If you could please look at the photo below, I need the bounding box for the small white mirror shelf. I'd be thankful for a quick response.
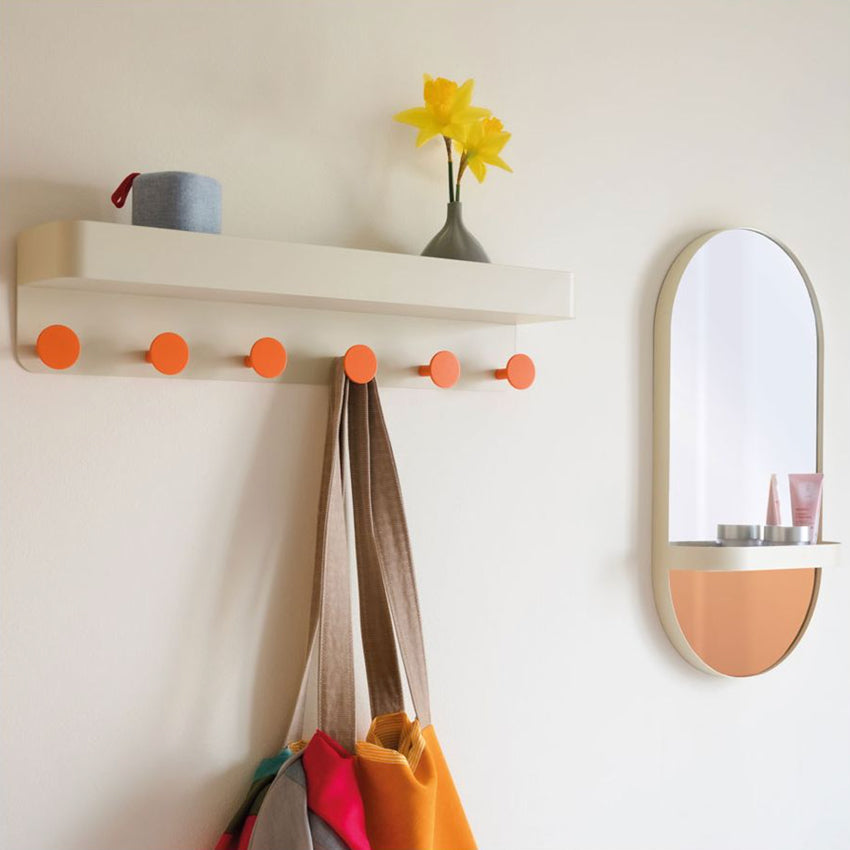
[652,229,840,677]
[16,220,574,389]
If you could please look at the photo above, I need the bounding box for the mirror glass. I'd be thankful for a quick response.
[668,229,818,541]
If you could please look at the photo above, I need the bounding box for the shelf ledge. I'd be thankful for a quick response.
[17,220,574,325]
[663,541,841,572]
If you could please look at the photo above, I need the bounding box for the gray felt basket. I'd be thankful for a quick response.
[112,171,221,234]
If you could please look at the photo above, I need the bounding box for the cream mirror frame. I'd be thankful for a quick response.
[652,228,840,677]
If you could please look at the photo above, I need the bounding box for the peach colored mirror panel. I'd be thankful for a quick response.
[669,569,818,677]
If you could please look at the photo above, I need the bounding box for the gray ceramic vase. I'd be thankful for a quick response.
[421,202,489,263]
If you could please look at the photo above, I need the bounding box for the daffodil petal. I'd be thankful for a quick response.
[492,131,512,150]
[444,124,471,144]
[456,106,491,126]
[477,134,511,157]
[468,157,487,182]
[484,154,512,172]
[416,126,440,147]
[455,79,475,111]
[394,107,431,128]
[479,142,509,158]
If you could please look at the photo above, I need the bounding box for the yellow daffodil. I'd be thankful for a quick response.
[455,117,513,184]
[394,75,491,147]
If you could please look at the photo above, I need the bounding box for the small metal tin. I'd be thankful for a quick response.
[717,524,762,545]
[762,525,812,545]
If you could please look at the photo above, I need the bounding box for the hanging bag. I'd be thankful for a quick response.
[219,362,368,850]
[249,362,371,850]
[345,380,476,850]
[219,362,476,850]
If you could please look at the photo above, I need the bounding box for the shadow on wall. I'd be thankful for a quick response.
[55,372,319,840]
[69,383,326,850]
[633,226,724,678]
[327,103,433,257]
[0,177,118,346]
[0,172,412,309]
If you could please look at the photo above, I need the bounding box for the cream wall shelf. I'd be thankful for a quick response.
[18,220,574,323]
[16,221,574,388]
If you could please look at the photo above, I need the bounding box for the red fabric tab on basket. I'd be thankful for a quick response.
[111,172,140,208]
[302,730,371,850]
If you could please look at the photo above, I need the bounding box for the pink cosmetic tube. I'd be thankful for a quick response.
[766,473,782,525]
[789,473,823,544]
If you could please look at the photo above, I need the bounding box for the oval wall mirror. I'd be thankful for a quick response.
[652,229,839,676]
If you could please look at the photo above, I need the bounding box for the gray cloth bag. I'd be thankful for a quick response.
[249,751,350,850]
[110,171,222,233]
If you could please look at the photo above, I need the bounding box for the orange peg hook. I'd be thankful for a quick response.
[36,324,80,370]
[245,337,287,379]
[418,350,460,388]
[495,353,535,390]
[146,332,189,375]
[344,344,377,384]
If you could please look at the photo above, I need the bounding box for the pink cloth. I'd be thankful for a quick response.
[302,731,371,850]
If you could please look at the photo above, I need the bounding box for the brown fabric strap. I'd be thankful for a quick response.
[360,380,432,728]
[348,382,405,718]
[285,363,431,747]
[285,360,356,750]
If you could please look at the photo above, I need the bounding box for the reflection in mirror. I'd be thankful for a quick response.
[668,229,817,542]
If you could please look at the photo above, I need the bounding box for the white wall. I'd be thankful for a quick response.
[2,2,849,848]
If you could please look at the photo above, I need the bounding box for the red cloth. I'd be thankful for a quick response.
[302,731,371,850]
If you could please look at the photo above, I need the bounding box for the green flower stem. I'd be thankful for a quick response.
[443,136,454,203]
[455,153,468,202]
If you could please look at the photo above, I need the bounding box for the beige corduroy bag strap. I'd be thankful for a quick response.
[347,378,476,850]
[346,380,431,725]
[282,358,356,749]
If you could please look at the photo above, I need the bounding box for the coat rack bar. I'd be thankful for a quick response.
[16,220,573,389]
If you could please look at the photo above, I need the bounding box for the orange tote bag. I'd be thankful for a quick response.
[346,380,476,850]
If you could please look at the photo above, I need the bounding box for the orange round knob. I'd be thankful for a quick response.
[495,353,535,390]
[146,332,189,375]
[344,344,377,384]
[418,350,460,388]
[245,337,287,378]
[36,324,80,370]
